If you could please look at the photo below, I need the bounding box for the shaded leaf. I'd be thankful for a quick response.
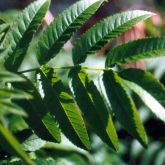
[0,88,32,100]
[73,10,154,64]
[40,66,90,150]
[2,0,50,71]
[119,68,165,122]
[69,66,119,151]
[12,76,61,143]
[0,100,26,117]
[37,0,105,65]
[102,70,147,147]
[0,123,34,165]
[105,38,165,67]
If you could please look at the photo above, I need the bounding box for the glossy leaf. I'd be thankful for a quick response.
[73,10,154,64]
[119,68,165,122]
[102,70,148,147]
[0,123,34,165]
[40,66,90,150]
[69,66,119,151]
[105,38,165,67]
[37,0,105,65]
[2,0,50,71]
[12,77,61,143]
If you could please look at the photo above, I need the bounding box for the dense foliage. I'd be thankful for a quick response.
[0,0,164,164]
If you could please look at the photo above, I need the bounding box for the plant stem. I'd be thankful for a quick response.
[19,66,110,74]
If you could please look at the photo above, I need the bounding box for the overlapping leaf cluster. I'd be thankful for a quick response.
[0,0,164,164]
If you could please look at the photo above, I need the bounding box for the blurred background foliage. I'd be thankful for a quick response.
[0,0,165,164]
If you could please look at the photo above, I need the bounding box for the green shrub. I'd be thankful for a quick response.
[0,0,164,164]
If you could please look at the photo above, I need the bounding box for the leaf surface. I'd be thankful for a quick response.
[40,66,90,150]
[102,70,147,147]
[2,0,50,71]
[105,38,165,67]
[37,0,105,65]
[69,66,119,151]
[73,10,154,64]
[119,68,165,122]
[12,77,61,143]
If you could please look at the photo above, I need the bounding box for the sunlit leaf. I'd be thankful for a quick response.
[106,38,165,67]
[73,10,154,64]
[37,0,105,65]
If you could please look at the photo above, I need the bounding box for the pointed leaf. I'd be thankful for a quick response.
[102,70,147,147]
[73,10,154,64]
[0,123,34,165]
[2,0,50,71]
[37,0,105,65]
[12,77,61,143]
[69,66,119,151]
[119,68,165,122]
[105,38,165,67]
[40,66,90,150]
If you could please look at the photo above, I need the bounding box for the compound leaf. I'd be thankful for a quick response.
[40,65,90,150]
[73,10,154,64]
[37,0,105,65]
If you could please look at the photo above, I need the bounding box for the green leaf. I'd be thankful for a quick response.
[0,100,27,117]
[102,70,147,147]
[12,77,61,143]
[40,66,90,150]
[0,123,34,165]
[0,22,9,45]
[69,66,119,151]
[9,159,57,165]
[105,38,165,67]
[2,0,50,71]
[37,0,105,65]
[119,68,165,122]
[0,88,32,100]
[73,10,154,64]
[0,70,26,82]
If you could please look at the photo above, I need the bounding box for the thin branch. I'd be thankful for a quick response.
[19,66,111,74]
